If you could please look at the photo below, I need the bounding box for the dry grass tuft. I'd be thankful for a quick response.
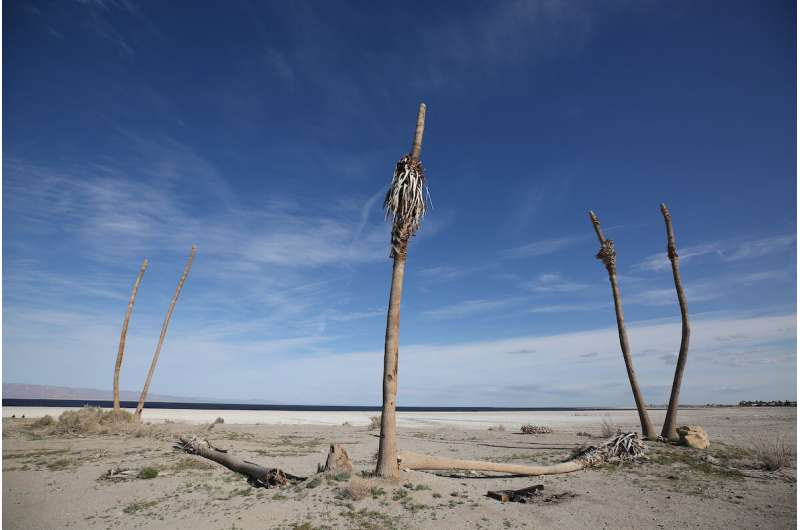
[600,417,621,438]
[521,424,552,434]
[368,415,381,430]
[752,437,793,471]
[32,415,55,428]
[50,407,136,435]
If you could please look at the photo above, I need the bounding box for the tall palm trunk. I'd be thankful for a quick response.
[659,203,691,441]
[113,258,148,412]
[589,211,657,440]
[376,103,428,478]
[135,246,196,419]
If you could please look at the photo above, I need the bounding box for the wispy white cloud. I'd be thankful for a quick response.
[528,302,604,314]
[420,298,520,320]
[636,235,796,271]
[503,236,582,259]
[528,272,588,293]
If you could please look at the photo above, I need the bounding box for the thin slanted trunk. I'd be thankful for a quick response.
[659,203,691,441]
[589,212,657,440]
[113,258,149,412]
[376,103,428,478]
[135,246,196,418]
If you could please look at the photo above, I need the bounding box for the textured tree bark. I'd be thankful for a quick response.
[397,451,586,476]
[376,103,426,479]
[135,246,196,418]
[376,250,407,478]
[589,212,657,440]
[659,203,691,441]
[113,258,148,412]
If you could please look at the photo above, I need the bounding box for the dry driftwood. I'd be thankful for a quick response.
[175,436,304,487]
[318,444,353,474]
[398,432,647,477]
[487,484,544,503]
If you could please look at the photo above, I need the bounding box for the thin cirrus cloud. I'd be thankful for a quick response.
[528,272,589,293]
[635,234,796,272]
[502,236,583,259]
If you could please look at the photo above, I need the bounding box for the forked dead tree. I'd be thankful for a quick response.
[588,211,657,440]
[376,103,429,478]
[659,203,691,441]
[113,258,148,412]
[135,245,197,418]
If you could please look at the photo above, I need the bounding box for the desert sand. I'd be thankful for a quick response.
[2,406,796,529]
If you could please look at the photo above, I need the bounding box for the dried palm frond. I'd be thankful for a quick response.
[384,155,429,258]
[574,432,647,467]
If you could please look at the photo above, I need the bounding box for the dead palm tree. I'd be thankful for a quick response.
[113,258,148,412]
[375,103,429,478]
[659,203,691,441]
[135,245,196,419]
[589,211,657,440]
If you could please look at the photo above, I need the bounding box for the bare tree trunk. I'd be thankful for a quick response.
[659,203,691,441]
[113,258,148,412]
[397,451,586,476]
[376,103,426,478]
[135,246,196,419]
[589,212,657,440]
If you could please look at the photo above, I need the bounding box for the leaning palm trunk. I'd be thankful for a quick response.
[135,246,196,419]
[376,103,429,478]
[589,212,657,440]
[659,204,691,441]
[398,432,646,476]
[113,258,149,412]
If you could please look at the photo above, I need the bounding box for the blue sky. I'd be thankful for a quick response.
[3,0,796,406]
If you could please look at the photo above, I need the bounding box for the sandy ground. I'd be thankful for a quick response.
[2,407,796,529]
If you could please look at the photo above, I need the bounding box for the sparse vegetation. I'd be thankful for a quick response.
[521,424,552,434]
[576,431,593,437]
[600,417,621,438]
[488,424,506,432]
[123,500,159,514]
[214,416,225,425]
[368,415,381,430]
[32,415,55,428]
[48,407,135,435]
[752,437,793,471]
[138,467,159,479]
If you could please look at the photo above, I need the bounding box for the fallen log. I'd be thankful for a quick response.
[175,436,305,487]
[398,451,585,476]
[398,432,647,477]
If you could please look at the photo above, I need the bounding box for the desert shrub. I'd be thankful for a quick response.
[752,437,793,471]
[347,477,372,500]
[576,431,593,437]
[305,476,322,489]
[214,417,225,424]
[51,406,135,435]
[521,424,552,434]
[138,467,159,479]
[600,417,620,438]
[488,424,506,432]
[32,415,55,428]
[368,415,381,430]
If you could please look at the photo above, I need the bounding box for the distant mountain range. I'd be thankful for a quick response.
[2,383,218,403]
